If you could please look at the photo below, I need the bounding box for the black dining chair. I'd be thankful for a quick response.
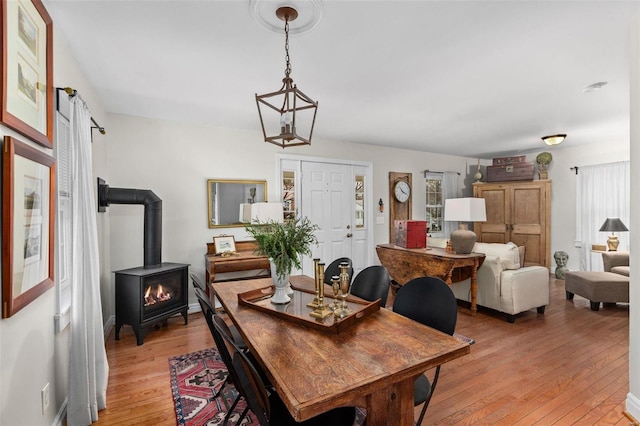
[193,276,247,349]
[392,276,458,426]
[350,265,391,308]
[323,257,354,286]
[210,313,253,425]
[215,319,359,426]
[192,287,246,423]
[190,271,207,292]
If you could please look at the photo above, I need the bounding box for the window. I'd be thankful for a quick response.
[425,171,459,238]
[576,161,630,271]
[425,173,443,236]
[54,107,72,333]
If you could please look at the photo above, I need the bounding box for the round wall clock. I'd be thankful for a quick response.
[394,180,411,203]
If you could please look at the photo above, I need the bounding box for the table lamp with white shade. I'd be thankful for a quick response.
[444,198,487,254]
[240,202,284,224]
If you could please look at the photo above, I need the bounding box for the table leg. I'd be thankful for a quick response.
[366,378,415,426]
[470,258,479,316]
[444,260,455,284]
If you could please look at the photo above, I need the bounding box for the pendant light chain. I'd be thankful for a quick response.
[284,18,292,79]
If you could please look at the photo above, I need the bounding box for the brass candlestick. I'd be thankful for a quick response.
[307,258,321,308]
[310,262,332,319]
[334,262,351,318]
[330,275,341,311]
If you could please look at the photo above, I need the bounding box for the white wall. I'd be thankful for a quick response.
[0,29,109,425]
[104,113,477,318]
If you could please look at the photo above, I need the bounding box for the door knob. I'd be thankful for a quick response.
[346,233,353,238]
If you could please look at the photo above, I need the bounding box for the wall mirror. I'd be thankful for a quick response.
[207,179,267,228]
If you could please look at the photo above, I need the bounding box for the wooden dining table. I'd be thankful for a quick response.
[212,275,470,426]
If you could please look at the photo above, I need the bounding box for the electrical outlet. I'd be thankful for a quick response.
[41,383,50,414]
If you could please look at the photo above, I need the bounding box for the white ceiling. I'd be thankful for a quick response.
[42,0,640,158]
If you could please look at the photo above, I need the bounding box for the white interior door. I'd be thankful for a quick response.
[301,162,353,276]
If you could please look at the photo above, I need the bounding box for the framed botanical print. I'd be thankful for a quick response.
[2,136,55,318]
[0,0,54,148]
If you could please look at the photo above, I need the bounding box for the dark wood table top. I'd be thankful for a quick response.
[213,275,470,426]
[376,244,486,260]
[376,244,486,285]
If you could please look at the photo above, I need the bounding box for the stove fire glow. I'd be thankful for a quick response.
[144,284,172,306]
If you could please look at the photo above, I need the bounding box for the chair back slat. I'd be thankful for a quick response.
[350,265,391,307]
[392,276,457,335]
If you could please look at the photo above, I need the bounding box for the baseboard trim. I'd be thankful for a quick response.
[52,398,67,426]
[626,392,640,425]
[103,315,115,340]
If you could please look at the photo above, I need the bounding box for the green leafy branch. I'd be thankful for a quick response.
[245,215,319,280]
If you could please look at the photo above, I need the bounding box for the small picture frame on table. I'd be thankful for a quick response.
[213,235,236,255]
[2,136,55,318]
[0,0,54,148]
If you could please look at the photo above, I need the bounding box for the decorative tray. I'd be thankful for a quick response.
[237,284,380,334]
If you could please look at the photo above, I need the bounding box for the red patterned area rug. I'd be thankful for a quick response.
[169,348,257,425]
[169,348,366,426]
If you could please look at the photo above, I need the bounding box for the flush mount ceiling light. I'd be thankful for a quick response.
[255,6,319,148]
[542,134,567,146]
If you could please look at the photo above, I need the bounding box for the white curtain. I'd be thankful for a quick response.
[576,161,630,271]
[68,97,109,424]
[442,171,459,237]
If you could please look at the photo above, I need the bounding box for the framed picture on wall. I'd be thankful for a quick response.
[0,0,54,148]
[2,136,55,318]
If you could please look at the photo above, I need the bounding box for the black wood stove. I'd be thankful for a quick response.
[114,263,188,345]
[98,178,189,345]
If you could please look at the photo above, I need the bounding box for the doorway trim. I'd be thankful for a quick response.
[275,153,375,271]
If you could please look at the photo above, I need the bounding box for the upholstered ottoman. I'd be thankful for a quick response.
[564,271,629,311]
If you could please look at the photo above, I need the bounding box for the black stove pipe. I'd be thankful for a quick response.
[97,178,162,268]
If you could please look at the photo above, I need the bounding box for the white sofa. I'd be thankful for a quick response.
[448,242,550,322]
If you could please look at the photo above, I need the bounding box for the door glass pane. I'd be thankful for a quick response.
[282,171,295,221]
[355,175,365,228]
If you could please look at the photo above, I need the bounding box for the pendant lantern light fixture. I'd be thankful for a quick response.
[255,6,318,148]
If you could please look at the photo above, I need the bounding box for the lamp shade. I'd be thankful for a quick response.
[444,198,486,254]
[599,218,628,232]
[240,202,284,224]
[444,198,487,222]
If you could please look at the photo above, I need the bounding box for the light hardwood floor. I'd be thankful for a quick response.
[97,276,632,425]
